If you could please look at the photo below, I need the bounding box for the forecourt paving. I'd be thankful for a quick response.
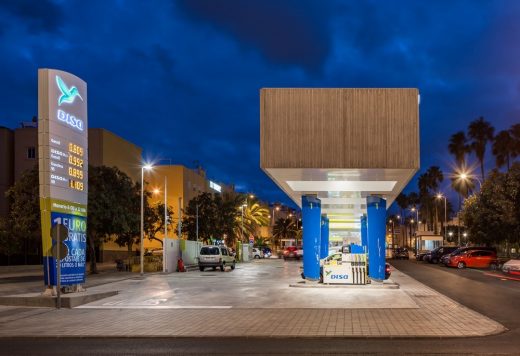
[0,259,505,338]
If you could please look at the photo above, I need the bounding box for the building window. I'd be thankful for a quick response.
[27,147,36,159]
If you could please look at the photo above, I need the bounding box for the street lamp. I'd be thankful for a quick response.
[436,193,447,245]
[140,163,153,276]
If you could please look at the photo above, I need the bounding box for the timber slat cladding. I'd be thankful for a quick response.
[260,88,419,169]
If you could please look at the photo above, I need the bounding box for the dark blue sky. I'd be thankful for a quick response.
[0,0,519,208]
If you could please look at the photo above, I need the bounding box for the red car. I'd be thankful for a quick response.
[283,246,302,260]
[447,249,498,269]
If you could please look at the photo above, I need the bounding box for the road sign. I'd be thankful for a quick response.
[51,224,69,243]
[51,243,69,260]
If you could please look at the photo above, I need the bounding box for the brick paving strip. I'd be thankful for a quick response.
[0,267,506,338]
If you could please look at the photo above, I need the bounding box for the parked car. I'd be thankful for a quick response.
[441,246,497,266]
[385,263,392,279]
[283,246,303,260]
[393,248,409,260]
[198,245,236,272]
[423,246,459,264]
[446,249,498,269]
[502,258,520,276]
[252,248,264,259]
[415,251,429,261]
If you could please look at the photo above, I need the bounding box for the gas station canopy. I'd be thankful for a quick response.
[260,88,420,234]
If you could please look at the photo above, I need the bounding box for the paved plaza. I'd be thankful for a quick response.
[0,260,506,338]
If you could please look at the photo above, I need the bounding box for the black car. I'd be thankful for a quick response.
[393,248,409,260]
[441,246,497,266]
[424,246,459,264]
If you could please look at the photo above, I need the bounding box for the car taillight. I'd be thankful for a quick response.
[385,266,390,272]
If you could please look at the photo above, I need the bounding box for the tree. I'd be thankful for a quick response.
[448,131,470,167]
[5,167,41,264]
[112,180,142,258]
[233,196,270,241]
[511,123,520,160]
[0,217,22,264]
[461,163,520,249]
[493,129,515,170]
[426,166,444,234]
[182,192,218,244]
[144,202,174,246]
[468,117,495,180]
[272,218,295,251]
[88,166,141,273]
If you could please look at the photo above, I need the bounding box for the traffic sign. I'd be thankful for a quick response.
[51,224,69,243]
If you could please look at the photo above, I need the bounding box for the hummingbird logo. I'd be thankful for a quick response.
[56,76,83,106]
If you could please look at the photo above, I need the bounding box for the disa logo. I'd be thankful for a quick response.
[330,274,348,280]
[56,76,83,106]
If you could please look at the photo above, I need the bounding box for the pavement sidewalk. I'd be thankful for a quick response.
[0,266,506,338]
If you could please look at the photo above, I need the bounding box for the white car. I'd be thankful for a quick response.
[252,248,264,259]
[198,245,236,271]
[502,258,520,276]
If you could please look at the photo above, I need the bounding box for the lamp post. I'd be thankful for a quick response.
[140,164,153,276]
[436,193,447,246]
[152,178,169,273]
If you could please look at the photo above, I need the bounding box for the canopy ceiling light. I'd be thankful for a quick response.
[286,180,397,192]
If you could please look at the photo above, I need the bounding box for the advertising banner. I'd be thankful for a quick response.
[38,69,88,286]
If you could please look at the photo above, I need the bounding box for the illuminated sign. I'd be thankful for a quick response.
[209,181,222,192]
[56,75,83,106]
[39,69,88,287]
[57,109,84,131]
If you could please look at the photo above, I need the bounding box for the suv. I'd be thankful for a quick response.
[424,246,459,264]
[198,245,236,272]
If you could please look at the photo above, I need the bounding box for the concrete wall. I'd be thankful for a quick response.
[13,127,38,181]
[164,238,202,271]
[88,128,142,182]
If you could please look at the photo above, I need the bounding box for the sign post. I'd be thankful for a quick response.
[38,69,88,293]
[51,223,69,308]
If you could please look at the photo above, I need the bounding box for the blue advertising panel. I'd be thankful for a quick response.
[43,211,87,285]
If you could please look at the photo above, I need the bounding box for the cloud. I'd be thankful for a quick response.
[176,0,332,73]
[0,0,63,33]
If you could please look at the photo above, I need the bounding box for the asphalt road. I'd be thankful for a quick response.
[1,260,519,355]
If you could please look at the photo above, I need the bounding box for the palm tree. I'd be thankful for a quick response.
[426,166,443,234]
[395,193,408,244]
[468,117,495,180]
[233,199,270,241]
[426,166,444,192]
[448,131,470,167]
[492,130,514,170]
[272,217,295,252]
